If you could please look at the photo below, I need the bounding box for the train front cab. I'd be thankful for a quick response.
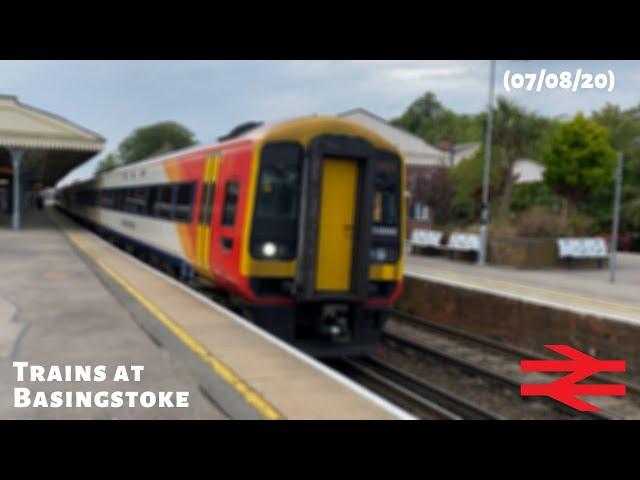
[240,118,405,357]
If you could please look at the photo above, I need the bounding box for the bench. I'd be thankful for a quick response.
[409,230,482,261]
[410,229,444,253]
[557,237,608,268]
[446,232,481,260]
[447,232,481,252]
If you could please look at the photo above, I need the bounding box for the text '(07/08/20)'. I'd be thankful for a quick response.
[503,68,615,93]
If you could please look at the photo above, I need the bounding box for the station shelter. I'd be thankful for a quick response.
[0,95,104,229]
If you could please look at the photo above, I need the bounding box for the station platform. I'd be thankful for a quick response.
[0,209,408,419]
[405,253,640,326]
[0,210,224,419]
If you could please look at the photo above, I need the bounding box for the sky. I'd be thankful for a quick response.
[1,60,638,185]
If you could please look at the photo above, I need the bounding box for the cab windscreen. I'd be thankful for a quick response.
[250,142,303,260]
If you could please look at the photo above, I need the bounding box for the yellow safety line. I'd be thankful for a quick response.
[410,266,640,316]
[61,226,283,420]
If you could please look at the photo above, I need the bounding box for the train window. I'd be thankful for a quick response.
[373,191,398,225]
[198,184,207,224]
[373,154,400,228]
[76,189,98,206]
[174,182,195,223]
[114,189,125,211]
[122,189,131,212]
[100,190,115,209]
[109,189,117,210]
[370,151,401,264]
[124,187,148,215]
[155,185,174,220]
[254,152,300,220]
[198,183,215,226]
[221,181,239,226]
[146,186,158,216]
[250,142,302,260]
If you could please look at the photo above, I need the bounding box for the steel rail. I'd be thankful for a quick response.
[390,308,640,395]
[342,357,504,420]
[382,326,613,420]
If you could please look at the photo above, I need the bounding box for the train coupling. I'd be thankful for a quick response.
[319,304,350,341]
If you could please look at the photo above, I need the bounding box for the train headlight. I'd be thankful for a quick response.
[262,242,277,258]
[371,247,388,262]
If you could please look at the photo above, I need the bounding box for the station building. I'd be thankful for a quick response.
[0,95,104,230]
[338,108,547,238]
[338,108,450,236]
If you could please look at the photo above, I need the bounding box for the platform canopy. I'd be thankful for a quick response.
[0,95,105,230]
[0,95,105,187]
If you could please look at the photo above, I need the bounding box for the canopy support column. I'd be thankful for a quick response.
[11,149,24,230]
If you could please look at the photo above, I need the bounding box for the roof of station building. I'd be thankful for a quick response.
[0,95,105,186]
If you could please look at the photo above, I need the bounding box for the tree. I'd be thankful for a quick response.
[393,93,554,223]
[623,183,640,230]
[95,153,120,174]
[118,121,196,166]
[510,181,562,214]
[543,114,617,220]
[592,103,640,149]
[592,103,640,231]
[412,167,455,226]
[620,149,640,232]
[391,92,483,144]
[449,146,509,224]
[393,92,446,133]
[491,97,549,221]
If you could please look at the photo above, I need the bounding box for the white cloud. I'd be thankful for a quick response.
[3,60,639,186]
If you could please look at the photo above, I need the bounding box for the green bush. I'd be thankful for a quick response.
[511,182,562,213]
[450,200,476,224]
[543,113,617,216]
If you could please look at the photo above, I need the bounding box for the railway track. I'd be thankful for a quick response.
[386,309,640,419]
[380,327,612,420]
[169,263,616,419]
[391,308,640,395]
[334,357,503,420]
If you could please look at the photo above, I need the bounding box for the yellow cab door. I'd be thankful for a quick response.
[315,157,358,292]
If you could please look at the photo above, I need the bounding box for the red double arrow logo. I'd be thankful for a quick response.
[520,345,626,412]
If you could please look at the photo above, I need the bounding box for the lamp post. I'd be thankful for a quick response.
[478,60,496,266]
[609,150,624,283]
[11,149,24,230]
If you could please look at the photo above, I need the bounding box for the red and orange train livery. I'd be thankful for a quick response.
[58,116,405,356]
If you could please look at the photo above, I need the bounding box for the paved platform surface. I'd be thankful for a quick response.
[12,209,406,419]
[405,253,640,326]
[0,211,226,419]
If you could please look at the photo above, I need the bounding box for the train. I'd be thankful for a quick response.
[57,116,405,356]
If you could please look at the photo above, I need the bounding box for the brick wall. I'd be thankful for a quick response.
[397,275,640,376]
